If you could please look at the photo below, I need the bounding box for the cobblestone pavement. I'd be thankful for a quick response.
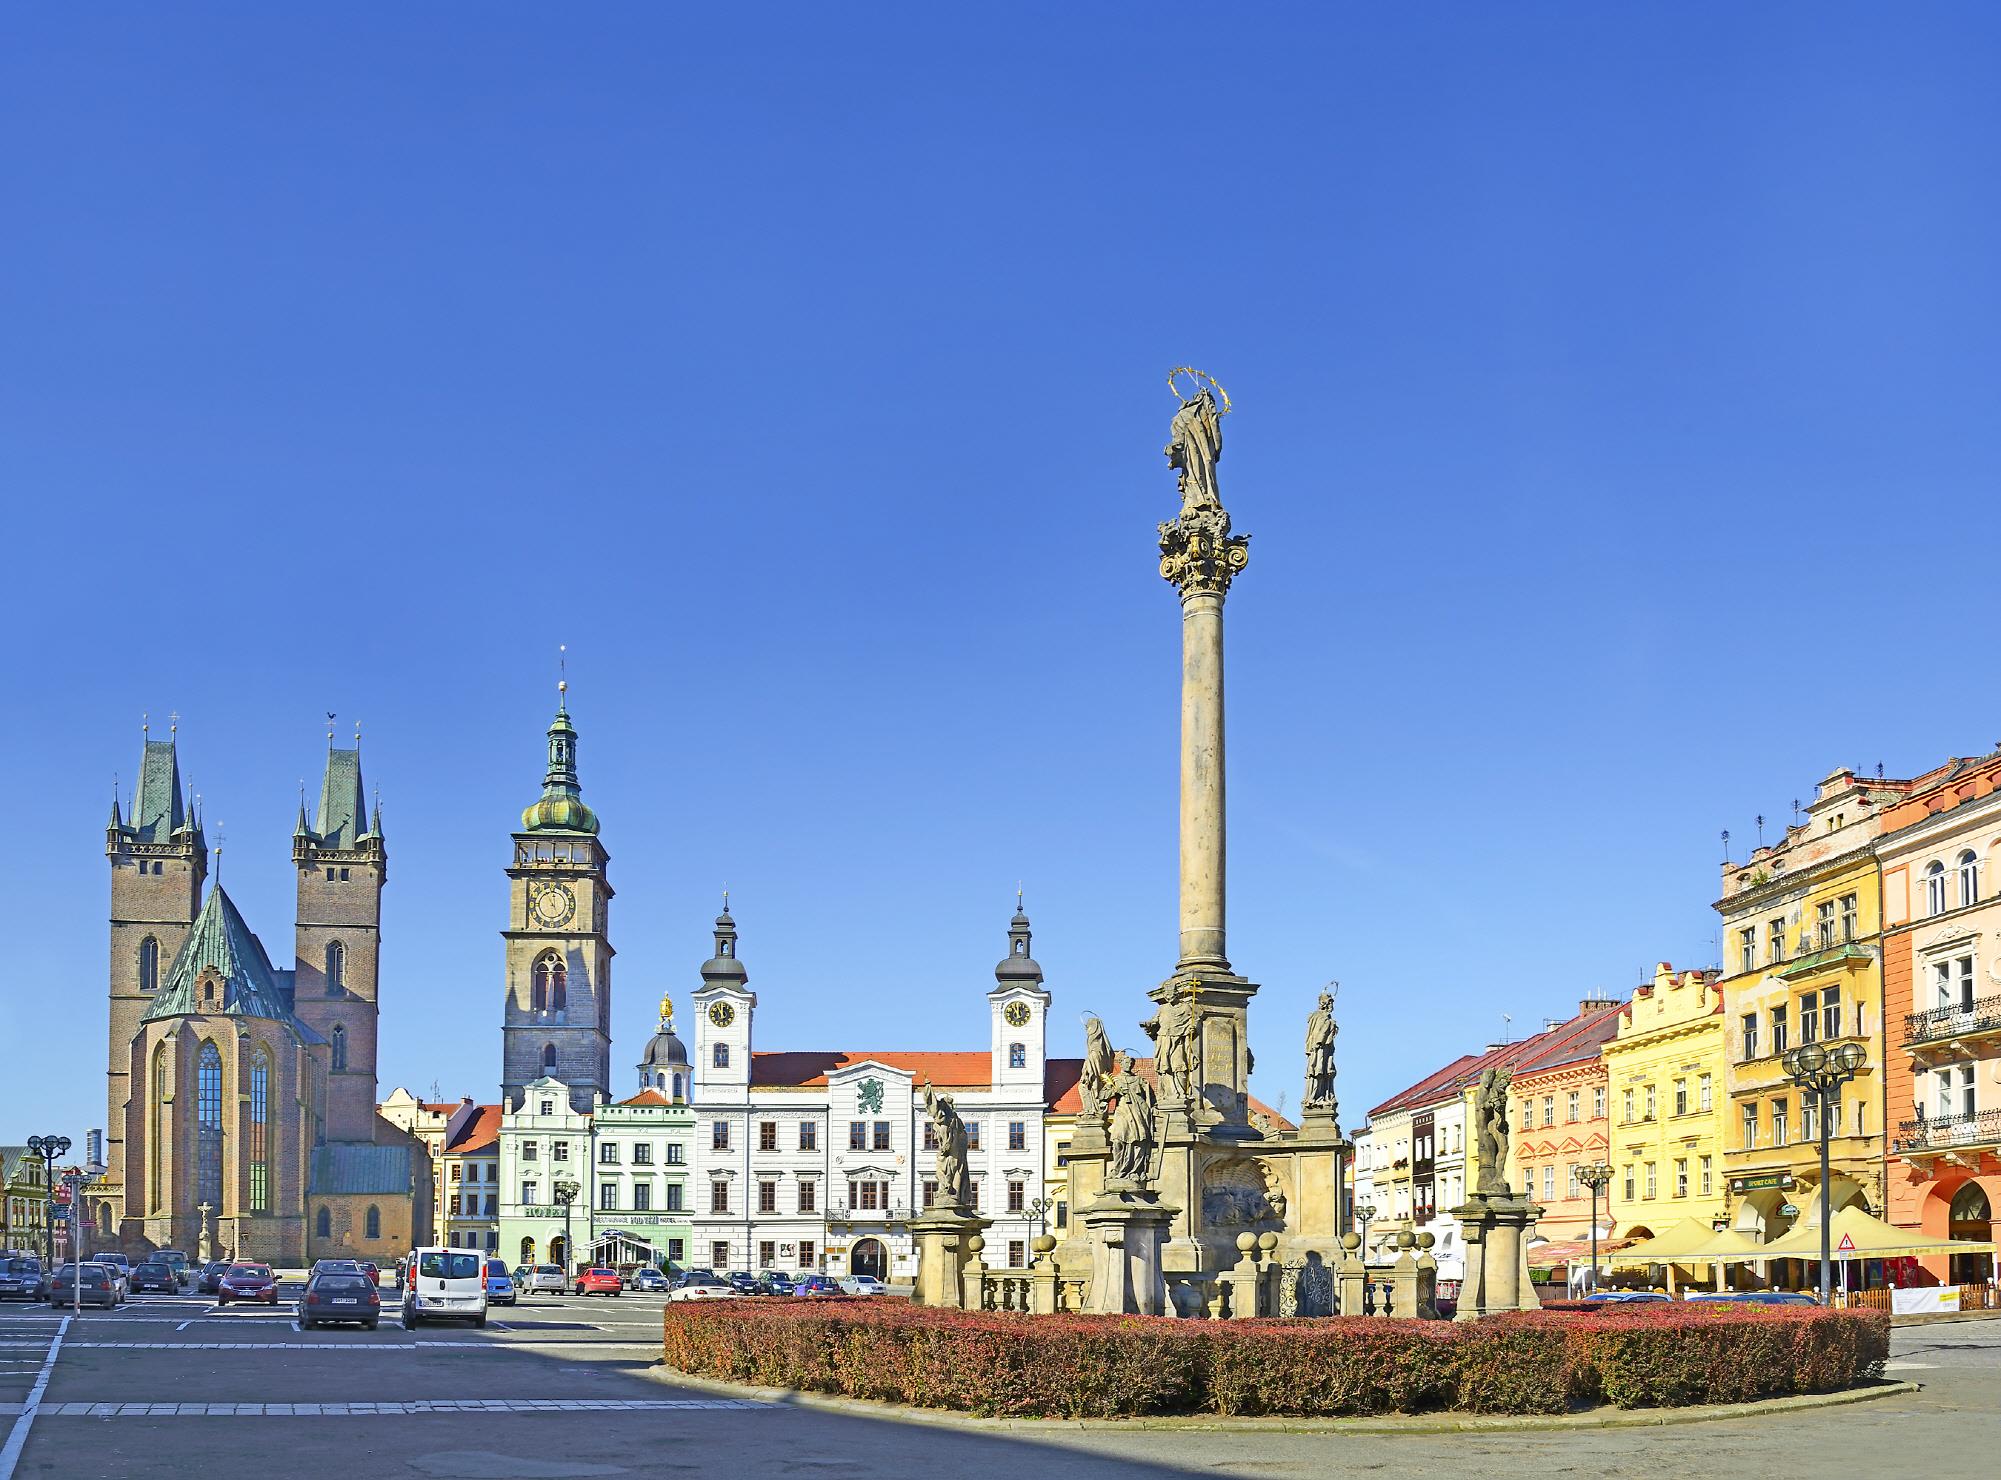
[0,1289,1988,1480]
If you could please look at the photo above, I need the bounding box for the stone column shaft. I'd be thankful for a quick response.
[1178,589,1228,972]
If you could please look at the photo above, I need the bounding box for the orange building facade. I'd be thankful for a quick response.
[1880,750,2001,1283]
[1512,1037,1613,1244]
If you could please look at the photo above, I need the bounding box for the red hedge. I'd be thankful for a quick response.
[661,1299,1887,1418]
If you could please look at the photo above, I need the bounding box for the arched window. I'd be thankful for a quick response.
[533,953,566,1013]
[1926,861,1948,916]
[325,941,346,994]
[138,936,160,992]
[1959,850,1981,908]
[149,1042,168,1211]
[542,1042,557,1071]
[248,1047,271,1213]
[365,1204,381,1240]
[713,1042,730,1069]
[672,1072,684,1101]
[1008,1041,1026,1070]
[520,1235,536,1265]
[316,1206,331,1238]
[196,1041,224,1210]
[331,1023,348,1073]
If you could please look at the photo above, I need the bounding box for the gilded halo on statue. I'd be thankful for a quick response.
[1166,366,1231,413]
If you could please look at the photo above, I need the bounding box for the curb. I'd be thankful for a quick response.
[640,1364,1918,1435]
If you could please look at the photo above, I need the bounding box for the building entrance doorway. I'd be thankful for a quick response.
[1949,1183,1992,1284]
[849,1237,887,1281]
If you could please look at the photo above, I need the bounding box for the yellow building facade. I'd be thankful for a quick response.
[1601,964,1731,1240]
[1716,769,1902,1239]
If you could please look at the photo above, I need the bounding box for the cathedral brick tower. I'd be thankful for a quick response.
[501,682,613,1113]
[291,736,387,1143]
[103,725,206,1226]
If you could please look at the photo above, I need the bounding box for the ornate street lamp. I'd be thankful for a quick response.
[552,1177,581,1290]
[1027,1196,1056,1239]
[1578,1163,1614,1294]
[25,1137,70,1267]
[1354,1202,1377,1263]
[1781,1041,1868,1304]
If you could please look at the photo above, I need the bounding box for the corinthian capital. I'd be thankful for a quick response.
[1159,506,1250,598]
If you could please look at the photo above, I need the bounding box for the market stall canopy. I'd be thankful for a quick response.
[1664,1226,1768,1263]
[1755,1205,1995,1261]
[1606,1218,1733,1265]
[1526,1236,1632,1270]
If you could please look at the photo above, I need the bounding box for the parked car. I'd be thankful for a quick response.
[839,1275,887,1296]
[404,1247,488,1328]
[1584,1290,1670,1303]
[154,1250,192,1286]
[574,1267,624,1296]
[725,1271,760,1295]
[517,1264,567,1296]
[0,1258,47,1301]
[666,1276,738,1303]
[49,1263,118,1309]
[484,1260,517,1305]
[756,1272,796,1296]
[311,1259,364,1278]
[130,1261,179,1295]
[628,1267,669,1292]
[1685,1290,1820,1306]
[793,1275,843,1298]
[89,1259,131,1302]
[301,1271,382,1329]
[197,1260,232,1295]
[217,1264,279,1305]
[673,1267,716,1289]
[359,1261,381,1287]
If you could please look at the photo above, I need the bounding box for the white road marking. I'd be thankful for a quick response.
[51,1340,661,1351]
[0,1315,68,1480]
[25,1398,766,1417]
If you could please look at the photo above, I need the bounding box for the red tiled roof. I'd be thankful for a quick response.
[1367,1053,1484,1119]
[749,1051,991,1089]
[617,1088,673,1107]
[442,1105,502,1155]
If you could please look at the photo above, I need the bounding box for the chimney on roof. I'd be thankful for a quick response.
[1579,996,1620,1012]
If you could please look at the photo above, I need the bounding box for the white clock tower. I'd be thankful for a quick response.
[988,894,1050,1096]
[501,685,614,1113]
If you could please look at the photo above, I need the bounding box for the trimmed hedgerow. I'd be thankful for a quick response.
[659,1298,1887,1418]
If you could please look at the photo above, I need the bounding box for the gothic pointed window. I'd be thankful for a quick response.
[533,952,566,1013]
[138,936,160,993]
[317,1206,331,1238]
[149,1042,168,1212]
[325,941,346,994]
[248,1047,270,1213]
[196,1041,224,1211]
[331,1023,348,1073]
[365,1204,381,1240]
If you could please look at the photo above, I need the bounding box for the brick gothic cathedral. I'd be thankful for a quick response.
[100,730,427,1266]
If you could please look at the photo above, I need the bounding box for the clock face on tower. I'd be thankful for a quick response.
[1003,1001,1032,1028]
[531,882,576,929]
[708,1000,736,1028]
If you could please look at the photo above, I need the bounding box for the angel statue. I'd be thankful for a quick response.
[1473,1067,1513,1196]
[923,1079,970,1210]
[1165,382,1224,513]
[1079,1015,1114,1118]
[1104,1051,1158,1188]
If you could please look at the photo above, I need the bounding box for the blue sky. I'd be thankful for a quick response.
[6,5,1998,1144]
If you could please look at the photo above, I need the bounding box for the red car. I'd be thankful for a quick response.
[573,1267,623,1296]
[359,1262,381,1287]
[216,1263,278,1305]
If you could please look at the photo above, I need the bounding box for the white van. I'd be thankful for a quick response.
[403,1248,488,1328]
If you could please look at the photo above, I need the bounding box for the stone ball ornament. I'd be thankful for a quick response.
[1256,1231,1279,1254]
[965,1234,985,1254]
[1236,1232,1258,1253]
[1340,1232,1361,1252]
[1031,1234,1057,1255]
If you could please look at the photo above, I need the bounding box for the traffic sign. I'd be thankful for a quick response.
[50,1206,70,1222]
[52,1184,71,1206]
[1836,1233,1856,1254]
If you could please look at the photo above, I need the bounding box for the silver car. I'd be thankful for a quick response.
[517,1263,567,1295]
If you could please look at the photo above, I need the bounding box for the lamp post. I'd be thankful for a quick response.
[24,1137,70,1268]
[552,1177,580,1291]
[1781,1041,1868,1305]
[1578,1163,1614,1294]
[1027,1195,1056,1239]
[1354,1202,1377,1263]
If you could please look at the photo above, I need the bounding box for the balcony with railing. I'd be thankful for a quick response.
[1893,1107,2001,1158]
[1905,994,2001,1050]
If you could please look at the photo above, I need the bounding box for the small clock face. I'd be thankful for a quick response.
[708,1000,736,1028]
[1004,1001,1032,1028]
[532,883,576,929]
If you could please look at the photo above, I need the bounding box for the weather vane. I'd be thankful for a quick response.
[1166,366,1231,414]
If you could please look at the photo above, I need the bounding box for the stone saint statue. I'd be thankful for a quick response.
[1104,1051,1157,1187]
[1144,993,1200,1106]
[1079,1015,1113,1118]
[1303,991,1338,1109]
[1165,387,1224,513]
[1473,1067,1513,1196]
[196,1201,215,1264]
[923,1080,970,1210]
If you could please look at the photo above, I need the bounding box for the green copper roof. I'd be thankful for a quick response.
[142,884,316,1034]
[130,739,187,842]
[312,746,376,849]
[521,700,598,834]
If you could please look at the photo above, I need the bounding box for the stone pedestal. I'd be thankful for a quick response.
[1079,1189,1177,1316]
[1450,1194,1542,1320]
[908,1206,991,1311]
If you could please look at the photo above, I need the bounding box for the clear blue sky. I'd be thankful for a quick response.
[6,5,1998,1144]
